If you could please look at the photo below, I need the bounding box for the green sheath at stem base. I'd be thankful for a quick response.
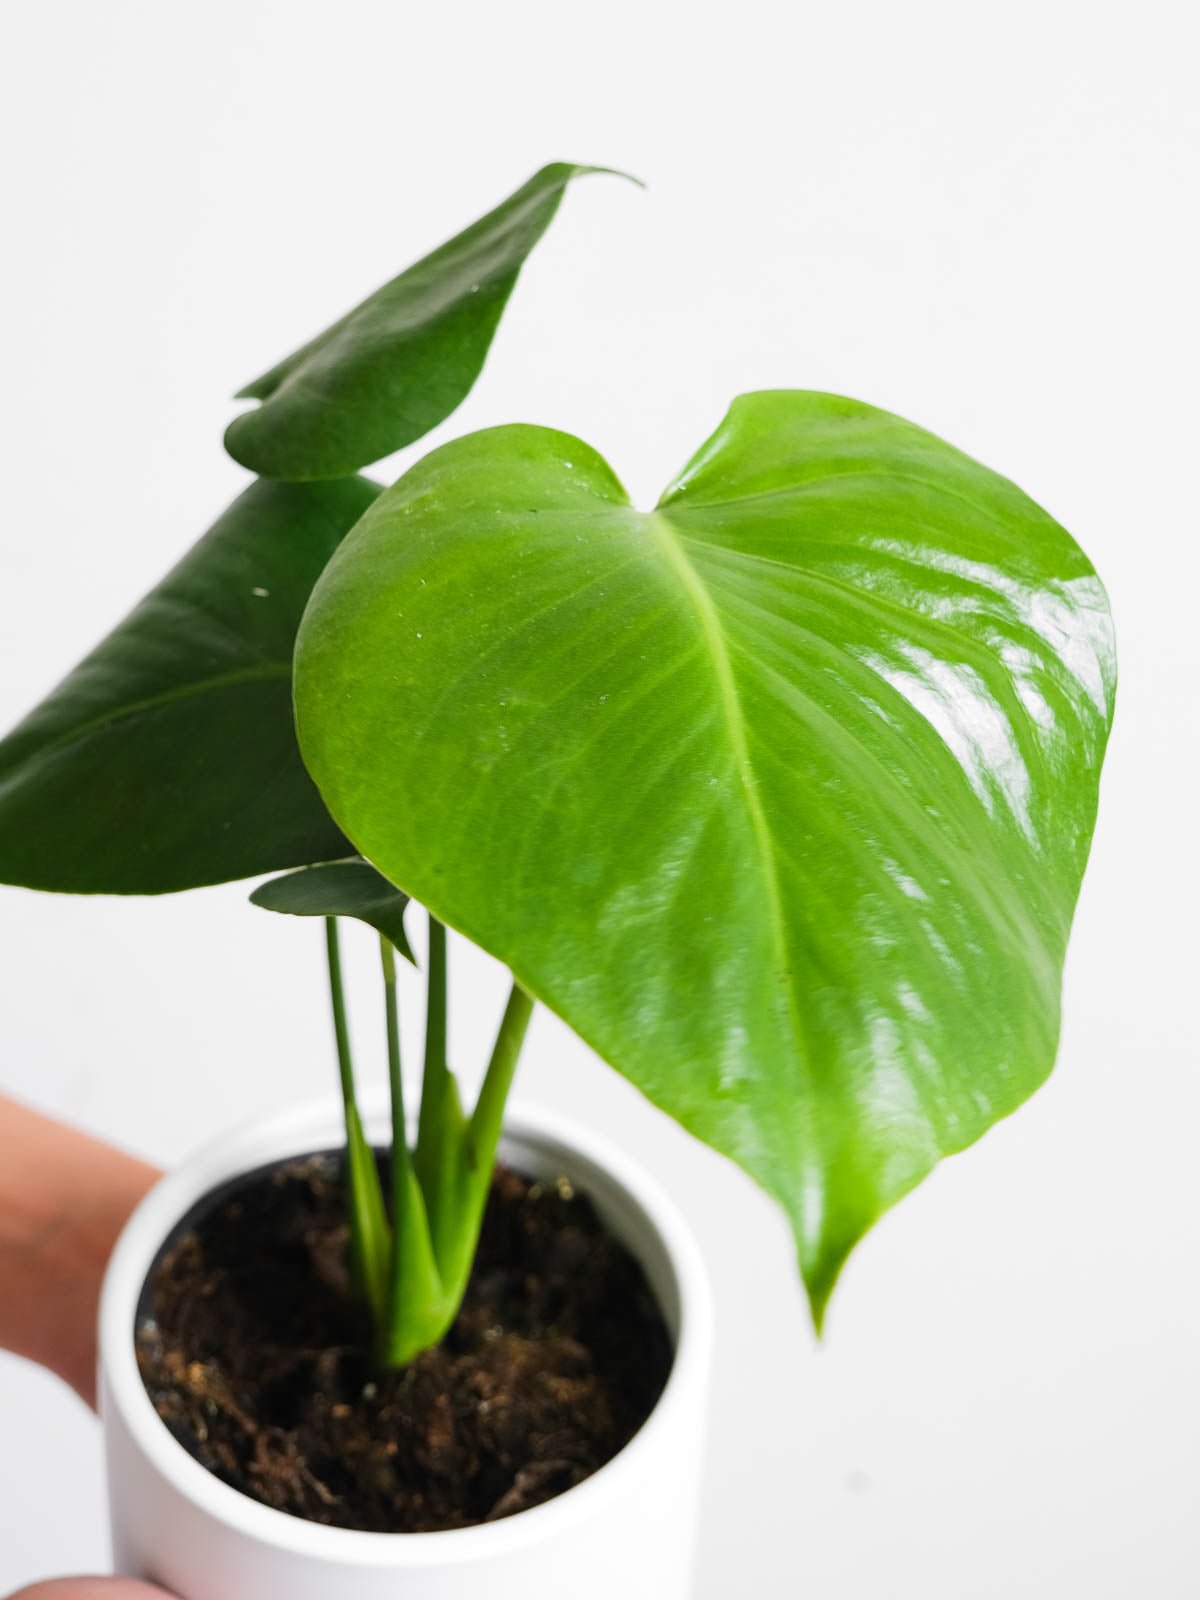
[325,911,535,1369]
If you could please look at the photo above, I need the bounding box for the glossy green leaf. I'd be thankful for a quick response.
[0,476,380,894]
[251,858,415,962]
[225,163,626,482]
[293,392,1115,1325]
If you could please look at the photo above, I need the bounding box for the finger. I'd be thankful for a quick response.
[0,1095,160,1406]
[5,1581,177,1600]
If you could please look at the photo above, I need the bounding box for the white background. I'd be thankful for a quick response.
[1,1,1197,1593]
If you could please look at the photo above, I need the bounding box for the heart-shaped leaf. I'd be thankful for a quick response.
[0,475,380,894]
[293,392,1115,1323]
[251,858,415,962]
[224,163,627,483]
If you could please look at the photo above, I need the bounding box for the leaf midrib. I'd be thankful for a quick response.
[0,661,293,780]
[646,509,805,1067]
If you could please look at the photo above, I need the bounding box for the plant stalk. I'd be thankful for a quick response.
[345,916,538,1369]
[434,979,535,1308]
[325,916,389,1322]
[379,929,454,1367]
[325,915,355,1108]
[415,915,456,1171]
[413,914,466,1266]
[469,981,535,1171]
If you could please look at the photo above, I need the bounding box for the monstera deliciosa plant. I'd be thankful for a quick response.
[0,162,1114,1365]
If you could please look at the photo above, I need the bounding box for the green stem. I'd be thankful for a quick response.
[425,915,448,1081]
[380,933,404,1138]
[325,916,355,1108]
[468,982,535,1171]
[325,917,389,1322]
[434,980,535,1302]
[379,929,450,1367]
[367,900,536,1369]
[415,914,452,1166]
[413,913,466,1265]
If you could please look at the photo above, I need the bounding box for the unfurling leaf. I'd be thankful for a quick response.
[251,858,415,962]
[225,164,632,482]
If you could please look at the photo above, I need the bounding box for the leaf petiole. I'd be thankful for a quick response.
[325,916,390,1322]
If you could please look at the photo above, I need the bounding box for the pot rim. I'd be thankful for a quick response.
[100,1094,712,1566]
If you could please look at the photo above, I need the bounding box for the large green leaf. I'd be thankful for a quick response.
[293,392,1115,1324]
[251,858,415,962]
[0,476,380,894]
[224,163,625,482]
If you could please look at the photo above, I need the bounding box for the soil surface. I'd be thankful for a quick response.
[136,1152,673,1532]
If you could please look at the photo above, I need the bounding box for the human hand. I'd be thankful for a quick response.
[0,1095,166,1595]
[0,1093,159,1406]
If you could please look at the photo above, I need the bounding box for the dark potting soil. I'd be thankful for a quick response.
[135,1153,673,1532]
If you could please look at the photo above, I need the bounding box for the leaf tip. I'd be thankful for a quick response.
[549,161,645,193]
[588,163,647,191]
[801,1259,840,1342]
[792,1193,860,1342]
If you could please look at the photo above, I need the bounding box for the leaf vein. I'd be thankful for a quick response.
[647,511,805,1062]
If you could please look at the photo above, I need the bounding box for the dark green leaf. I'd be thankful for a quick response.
[0,475,380,894]
[224,163,629,482]
[251,859,415,962]
[293,392,1115,1326]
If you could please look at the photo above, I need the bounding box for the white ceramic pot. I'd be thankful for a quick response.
[100,1096,712,1599]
